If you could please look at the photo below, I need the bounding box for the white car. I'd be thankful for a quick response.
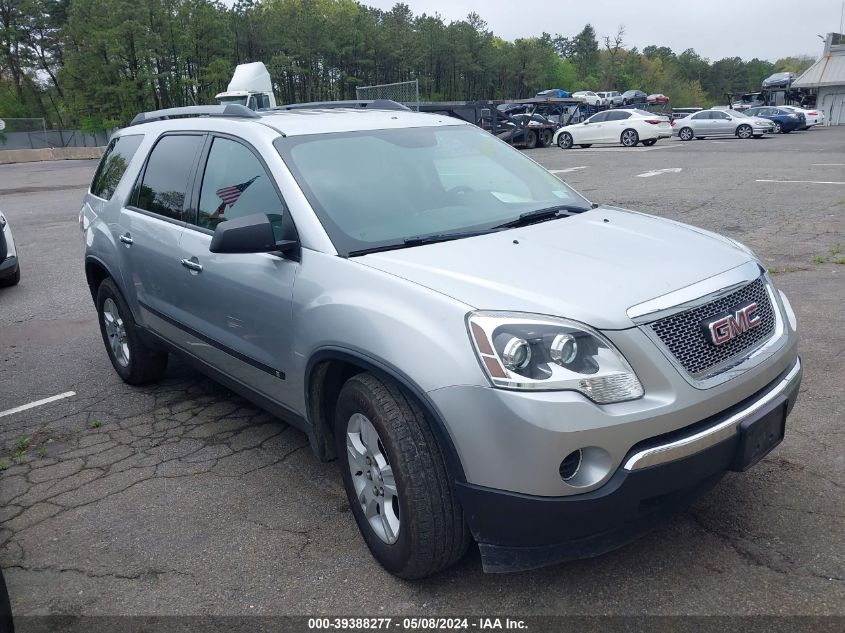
[572,91,605,107]
[554,109,671,148]
[780,105,825,129]
[0,210,20,287]
[597,90,624,106]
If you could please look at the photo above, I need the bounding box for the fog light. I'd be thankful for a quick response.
[559,449,582,481]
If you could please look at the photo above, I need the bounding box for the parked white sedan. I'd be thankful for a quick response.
[780,105,825,129]
[554,109,671,148]
[571,91,605,107]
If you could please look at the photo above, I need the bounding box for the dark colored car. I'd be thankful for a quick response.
[621,90,647,106]
[744,106,805,133]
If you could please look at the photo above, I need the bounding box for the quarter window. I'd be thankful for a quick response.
[90,135,143,200]
[134,135,203,221]
[195,137,285,231]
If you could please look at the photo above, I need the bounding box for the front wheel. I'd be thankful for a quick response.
[335,373,470,579]
[678,127,694,141]
[0,261,20,287]
[642,139,657,146]
[96,278,168,384]
[737,124,753,139]
[772,121,782,134]
[621,128,639,147]
[557,132,574,149]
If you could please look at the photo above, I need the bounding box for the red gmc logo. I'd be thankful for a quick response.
[705,302,761,346]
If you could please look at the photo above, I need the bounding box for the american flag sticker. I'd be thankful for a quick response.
[216,175,259,207]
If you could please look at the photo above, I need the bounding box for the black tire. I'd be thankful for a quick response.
[737,124,753,139]
[96,278,168,385]
[642,139,657,146]
[753,134,764,138]
[335,373,470,579]
[523,130,538,149]
[620,128,639,147]
[695,136,705,140]
[578,144,592,148]
[539,129,553,147]
[557,132,573,149]
[0,262,20,287]
[678,127,694,141]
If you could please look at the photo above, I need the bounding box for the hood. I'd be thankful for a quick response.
[356,207,753,330]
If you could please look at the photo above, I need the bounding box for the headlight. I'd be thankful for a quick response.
[0,214,6,229]
[467,311,644,404]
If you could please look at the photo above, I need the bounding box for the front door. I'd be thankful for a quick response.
[175,135,300,405]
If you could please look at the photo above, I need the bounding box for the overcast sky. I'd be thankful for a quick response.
[365,0,843,61]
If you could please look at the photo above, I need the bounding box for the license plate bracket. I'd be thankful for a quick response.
[730,398,787,472]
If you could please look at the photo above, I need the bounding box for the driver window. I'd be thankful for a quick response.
[196,137,285,231]
[588,112,608,123]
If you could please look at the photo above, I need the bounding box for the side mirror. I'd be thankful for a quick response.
[209,212,297,256]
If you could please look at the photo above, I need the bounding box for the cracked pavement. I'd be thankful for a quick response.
[1,130,843,616]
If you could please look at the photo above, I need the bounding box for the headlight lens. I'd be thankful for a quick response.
[467,311,644,404]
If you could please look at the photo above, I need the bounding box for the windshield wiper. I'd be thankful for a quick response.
[347,229,496,257]
[494,204,593,229]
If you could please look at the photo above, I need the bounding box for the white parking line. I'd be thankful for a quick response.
[549,167,588,173]
[756,179,845,185]
[562,144,679,153]
[637,168,683,178]
[811,163,845,166]
[0,391,76,418]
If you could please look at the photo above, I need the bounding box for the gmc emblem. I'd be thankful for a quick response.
[703,302,761,346]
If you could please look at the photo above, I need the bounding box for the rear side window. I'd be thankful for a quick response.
[90,135,143,200]
[133,135,204,221]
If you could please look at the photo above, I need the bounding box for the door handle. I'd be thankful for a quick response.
[180,258,203,273]
[119,233,133,245]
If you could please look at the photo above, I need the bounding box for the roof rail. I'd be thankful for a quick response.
[271,99,411,112]
[129,104,260,126]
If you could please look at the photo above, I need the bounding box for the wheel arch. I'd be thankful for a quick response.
[304,347,467,483]
[84,255,117,304]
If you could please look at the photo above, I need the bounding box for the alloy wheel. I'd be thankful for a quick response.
[102,297,130,368]
[346,413,400,544]
[738,125,752,139]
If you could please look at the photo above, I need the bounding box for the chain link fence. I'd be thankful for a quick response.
[0,118,114,150]
[356,80,420,111]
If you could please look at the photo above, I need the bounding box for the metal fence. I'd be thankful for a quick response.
[0,118,114,150]
[356,80,420,111]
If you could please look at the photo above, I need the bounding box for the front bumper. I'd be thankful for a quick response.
[457,358,802,572]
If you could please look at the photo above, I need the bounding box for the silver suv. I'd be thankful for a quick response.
[80,102,801,578]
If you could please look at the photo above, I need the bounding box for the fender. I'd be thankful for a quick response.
[306,347,467,483]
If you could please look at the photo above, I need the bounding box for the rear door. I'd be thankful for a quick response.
[605,110,633,143]
[175,135,300,405]
[117,133,205,333]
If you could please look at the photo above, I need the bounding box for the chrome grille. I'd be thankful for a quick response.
[649,278,776,376]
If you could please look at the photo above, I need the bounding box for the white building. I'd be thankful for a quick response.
[793,33,845,125]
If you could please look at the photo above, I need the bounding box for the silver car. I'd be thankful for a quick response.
[673,108,773,140]
[81,102,801,578]
[0,210,20,287]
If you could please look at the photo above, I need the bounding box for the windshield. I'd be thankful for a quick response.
[727,109,749,117]
[218,96,248,106]
[274,125,591,256]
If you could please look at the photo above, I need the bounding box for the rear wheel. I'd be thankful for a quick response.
[0,261,20,287]
[621,128,639,147]
[523,130,538,149]
[539,129,553,147]
[642,139,657,146]
[96,278,168,384]
[557,132,574,149]
[335,373,470,579]
[678,127,694,141]
[737,124,753,139]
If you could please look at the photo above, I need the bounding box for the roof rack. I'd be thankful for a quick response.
[129,104,260,126]
[271,99,410,112]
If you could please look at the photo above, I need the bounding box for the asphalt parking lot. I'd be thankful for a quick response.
[1,128,843,617]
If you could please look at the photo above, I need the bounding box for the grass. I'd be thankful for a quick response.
[768,265,811,275]
[12,449,27,465]
[14,435,30,452]
[835,256,845,265]
[813,243,845,265]
[830,242,844,256]
[36,446,48,458]
[89,417,102,429]
[813,254,828,264]
[0,459,9,471]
